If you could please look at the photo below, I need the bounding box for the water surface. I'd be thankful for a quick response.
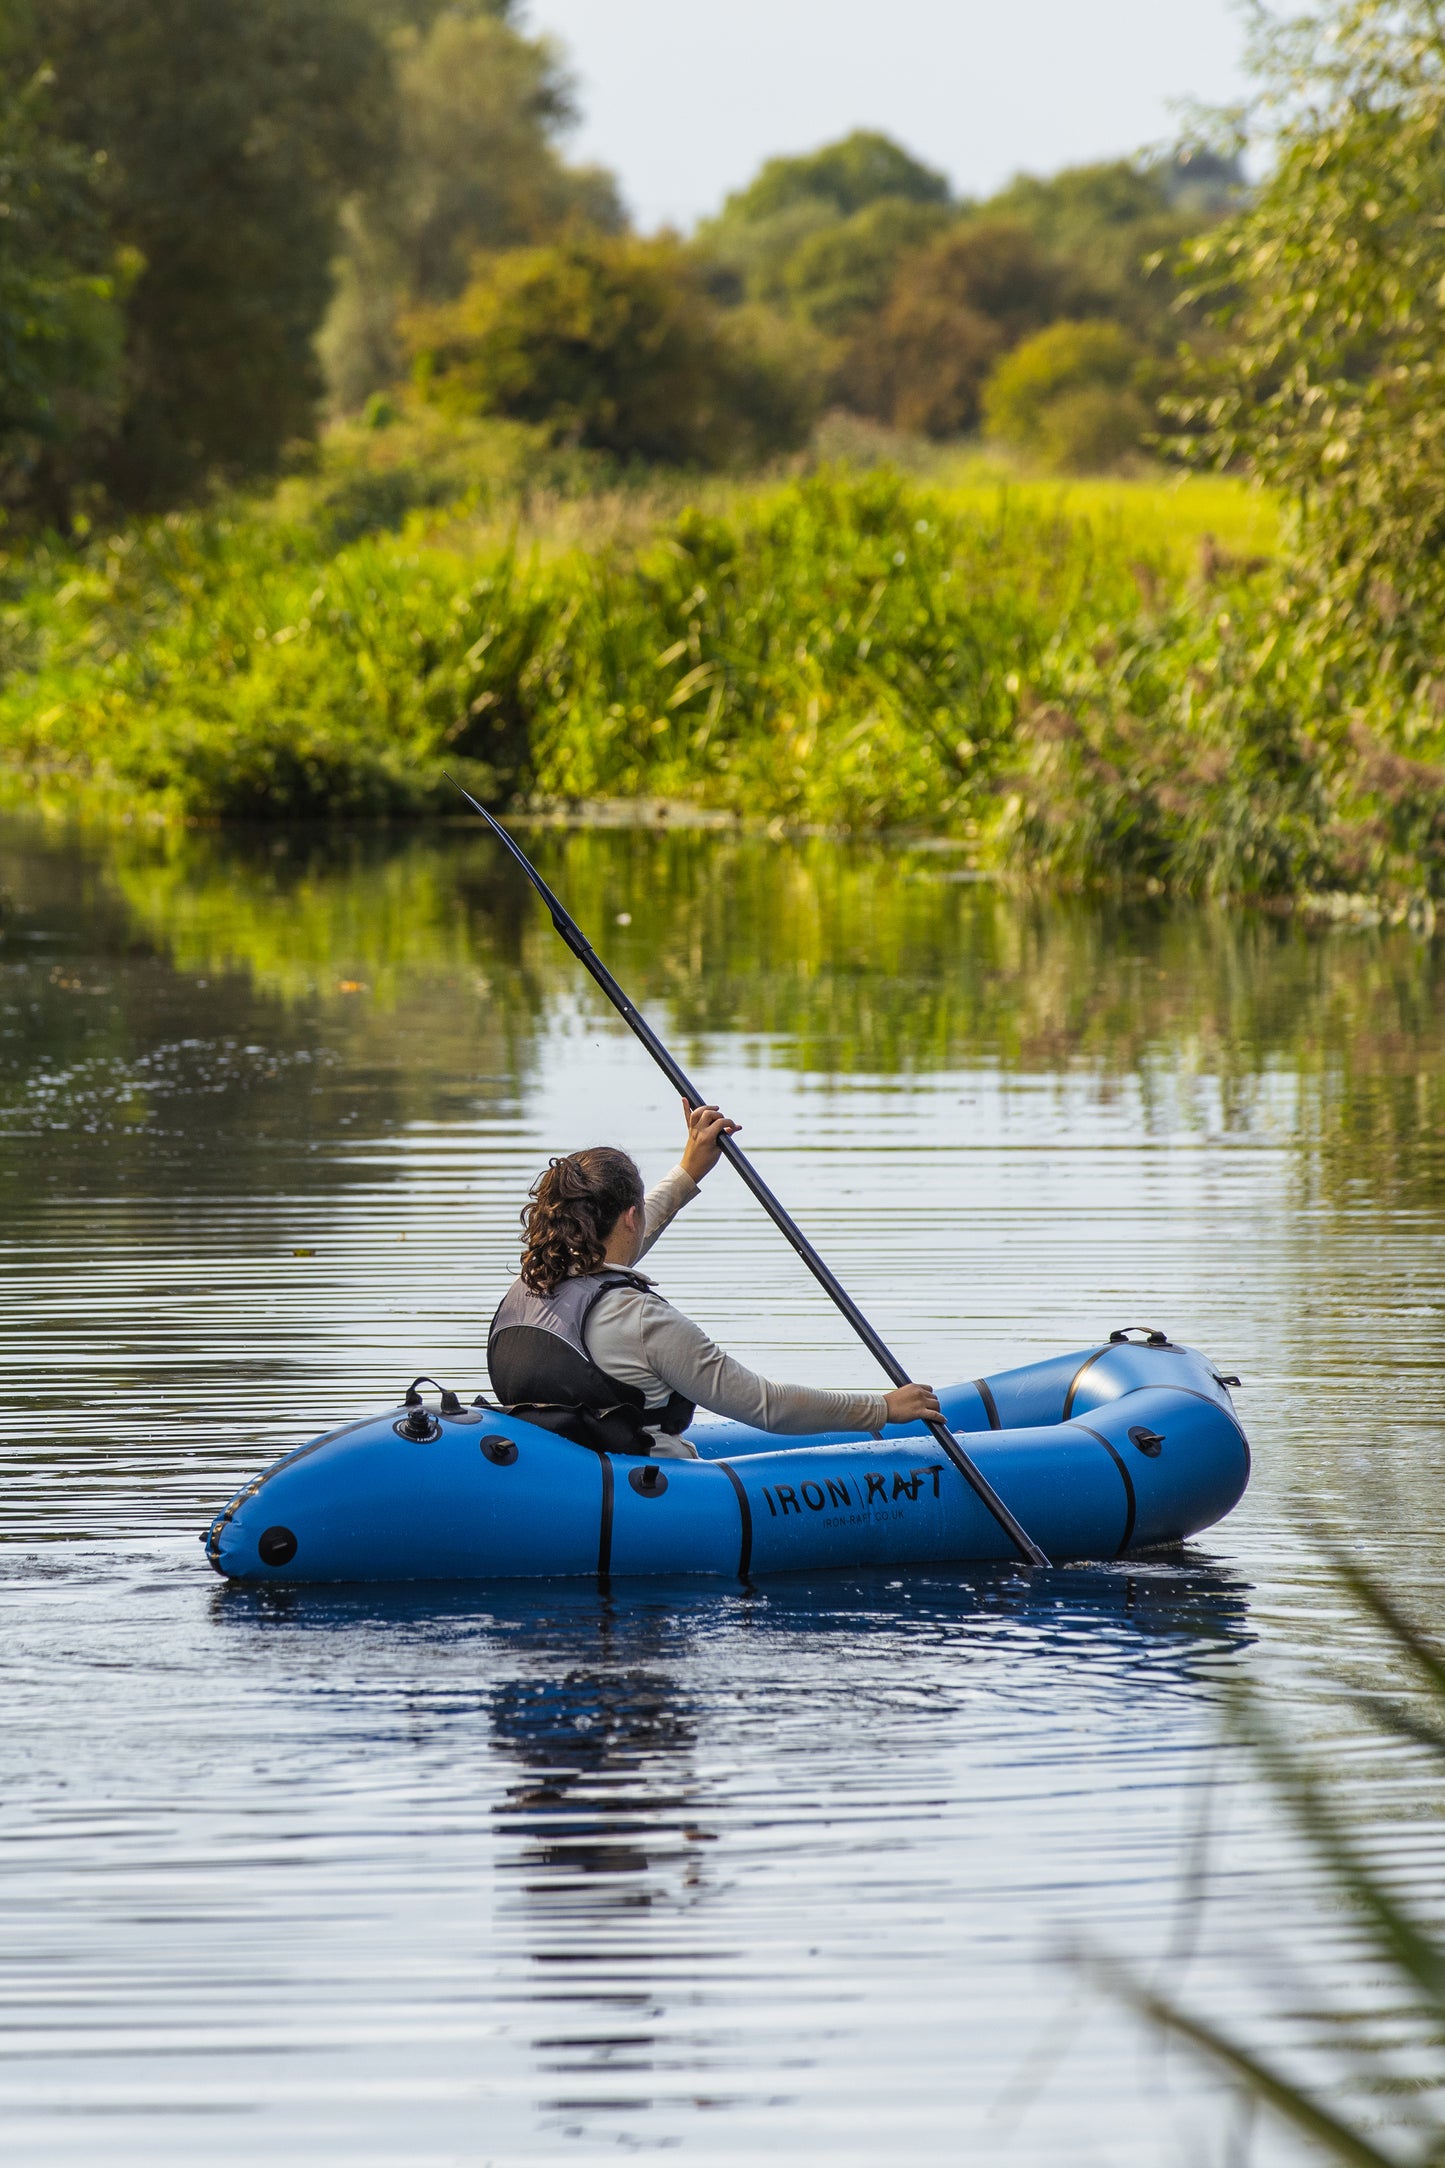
[3,817,1444,2164]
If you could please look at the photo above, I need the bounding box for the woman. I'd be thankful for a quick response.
[488,1100,942,1457]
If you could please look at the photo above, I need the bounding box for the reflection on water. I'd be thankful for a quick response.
[2,814,1444,2162]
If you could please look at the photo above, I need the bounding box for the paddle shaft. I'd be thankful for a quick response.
[451,782,1050,1567]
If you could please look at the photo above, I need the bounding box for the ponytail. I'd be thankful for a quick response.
[519,1146,644,1294]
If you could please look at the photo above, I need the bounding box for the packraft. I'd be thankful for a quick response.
[203,1327,1248,1584]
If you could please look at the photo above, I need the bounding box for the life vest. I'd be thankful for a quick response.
[487,1270,696,1457]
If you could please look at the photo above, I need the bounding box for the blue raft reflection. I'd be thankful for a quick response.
[205,1333,1249,1585]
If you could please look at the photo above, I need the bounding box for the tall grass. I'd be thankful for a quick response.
[0,430,1441,897]
[0,466,1175,828]
[1113,1558,1445,2165]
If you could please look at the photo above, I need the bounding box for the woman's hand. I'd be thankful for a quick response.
[884,1383,942,1427]
[680,1098,740,1183]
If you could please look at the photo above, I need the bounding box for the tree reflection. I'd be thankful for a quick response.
[20,812,1438,1207]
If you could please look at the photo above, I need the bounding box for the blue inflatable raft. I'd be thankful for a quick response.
[204,1328,1248,1584]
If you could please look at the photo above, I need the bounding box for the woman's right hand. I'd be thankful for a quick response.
[884,1382,941,1427]
[680,1098,740,1183]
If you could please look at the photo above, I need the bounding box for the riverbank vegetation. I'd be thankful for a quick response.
[2,0,1445,902]
[0,460,1318,891]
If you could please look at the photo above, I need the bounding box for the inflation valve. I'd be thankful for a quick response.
[395,1375,460,1441]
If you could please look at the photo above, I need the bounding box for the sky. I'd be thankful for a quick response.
[525,0,1252,231]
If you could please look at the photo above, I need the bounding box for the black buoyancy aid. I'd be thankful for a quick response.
[487,1270,696,1457]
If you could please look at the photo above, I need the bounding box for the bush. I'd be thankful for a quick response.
[406,233,819,467]
[1037,385,1149,472]
[983,320,1148,471]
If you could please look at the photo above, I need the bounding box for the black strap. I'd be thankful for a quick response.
[579,1278,695,1433]
[972,1377,1002,1430]
[717,1461,753,1579]
[1061,1345,1111,1422]
[597,1452,614,1576]
[405,1375,462,1415]
[1068,1420,1137,1554]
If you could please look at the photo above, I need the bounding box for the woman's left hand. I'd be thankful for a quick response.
[680,1098,740,1183]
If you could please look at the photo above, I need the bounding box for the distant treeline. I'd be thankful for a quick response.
[6,0,1445,906]
[0,0,1241,519]
[400,128,1242,480]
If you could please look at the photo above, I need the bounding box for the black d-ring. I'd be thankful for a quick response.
[1128,1425,1165,1457]
[482,1435,519,1466]
[628,1464,668,1497]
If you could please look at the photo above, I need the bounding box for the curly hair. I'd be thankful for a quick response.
[519,1146,645,1295]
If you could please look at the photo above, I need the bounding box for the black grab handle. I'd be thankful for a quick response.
[1108,1325,1170,1346]
[404,1375,463,1416]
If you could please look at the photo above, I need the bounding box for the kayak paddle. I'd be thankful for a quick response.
[448,778,1051,1569]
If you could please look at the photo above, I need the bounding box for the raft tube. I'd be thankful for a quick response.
[204,1329,1249,1585]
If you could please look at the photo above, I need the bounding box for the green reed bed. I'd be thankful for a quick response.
[2,464,1443,898]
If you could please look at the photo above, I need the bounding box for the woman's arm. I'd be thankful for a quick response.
[636,1100,740,1258]
[638,1165,697,1256]
[638,1301,892,1435]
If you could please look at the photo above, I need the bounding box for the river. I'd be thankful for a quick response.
[3,814,1443,2165]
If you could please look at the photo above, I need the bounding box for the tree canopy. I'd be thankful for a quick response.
[782,197,953,335]
[1174,0,1445,667]
[320,4,624,410]
[0,17,1244,515]
[688,134,1228,447]
[841,220,1067,436]
[717,130,951,225]
[0,70,128,516]
[3,0,392,505]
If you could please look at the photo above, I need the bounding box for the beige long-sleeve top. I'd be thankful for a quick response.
[584,1165,891,1436]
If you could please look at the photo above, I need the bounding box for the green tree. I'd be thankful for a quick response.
[6,0,392,506]
[985,156,1217,343]
[782,197,953,335]
[842,220,1066,436]
[407,232,820,466]
[320,3,624,411]
[1174,0,1445,675]
[983,319,1148,471]
[694,198,838,311]
[989,158,1171,246]
[0,70,129,517]
[717,129,951,224]
[697,130,953,310]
